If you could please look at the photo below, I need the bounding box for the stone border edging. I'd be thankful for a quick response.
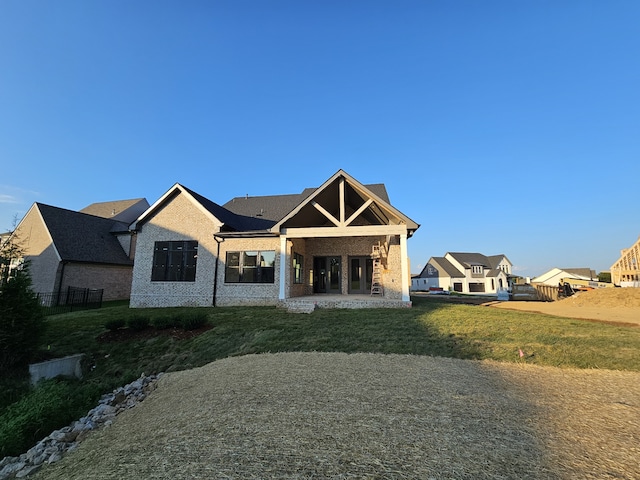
[0,373,163,479]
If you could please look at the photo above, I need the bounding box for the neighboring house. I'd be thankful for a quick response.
[611,235,640,287]
[412,252,512,294]
[7,198,149,301]
[129,169,419,309]
[531,267,597,287]
[80,198,150,224]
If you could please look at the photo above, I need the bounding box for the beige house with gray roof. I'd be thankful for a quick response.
[6,198,149,301]
[129,170,419,309]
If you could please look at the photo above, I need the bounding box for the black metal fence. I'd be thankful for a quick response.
[37,286,104,316]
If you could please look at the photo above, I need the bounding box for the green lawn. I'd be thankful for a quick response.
[2,295,639,457]
[40,295,640,380]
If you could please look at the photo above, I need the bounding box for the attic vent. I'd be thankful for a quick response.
[111,209,116,216]
[256,208,264,217]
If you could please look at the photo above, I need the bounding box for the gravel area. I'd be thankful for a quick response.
[33,352,640,479]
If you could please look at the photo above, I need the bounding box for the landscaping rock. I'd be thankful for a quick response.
[0,372,162,479]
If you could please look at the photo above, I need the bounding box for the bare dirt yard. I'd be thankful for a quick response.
[491,287,640,326]
[34,352,640,480]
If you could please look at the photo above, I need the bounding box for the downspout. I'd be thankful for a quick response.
[212,235,224,306]
[56,261,67,306]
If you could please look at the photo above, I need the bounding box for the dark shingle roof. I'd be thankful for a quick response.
[79,198,150,224]
[222,184,390,223]
[447,252,493,268]
[222,191,314,223]
[562,268,596,280]
[429,257,465,278]
[181,186,276,232]
[37,203,133,265]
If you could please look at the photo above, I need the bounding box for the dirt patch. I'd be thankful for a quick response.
[491,288,640,326]
[96,324,213,343]
[33,352,640,480]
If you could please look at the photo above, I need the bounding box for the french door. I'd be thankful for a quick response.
[349,256,373,294]
[313,256,341,293]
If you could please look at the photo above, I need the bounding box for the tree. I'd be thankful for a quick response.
[0,234,45,373]
[598,271,611,283]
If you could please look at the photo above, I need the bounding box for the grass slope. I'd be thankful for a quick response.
[2,295,639,457]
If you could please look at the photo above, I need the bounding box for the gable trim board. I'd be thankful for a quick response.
[129,170,419,308]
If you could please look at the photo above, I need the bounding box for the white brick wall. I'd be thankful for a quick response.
[130,192,220,307]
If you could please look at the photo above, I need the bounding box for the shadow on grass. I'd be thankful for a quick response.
[176,294,485,371]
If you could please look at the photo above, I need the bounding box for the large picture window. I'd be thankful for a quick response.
[151,241,198,282]
[225,250,275,283]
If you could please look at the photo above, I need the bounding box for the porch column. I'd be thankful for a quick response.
[279,235,287,300]
[400,233,410,301]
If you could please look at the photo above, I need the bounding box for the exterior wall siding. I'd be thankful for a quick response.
[130,192,221,308]
[289,238,307,298]
[13,207,60,294]
[62,263,133,301]
[215,237,281,306]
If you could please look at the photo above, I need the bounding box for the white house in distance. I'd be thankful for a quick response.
[531,268,596,287]
[412,252,512,294]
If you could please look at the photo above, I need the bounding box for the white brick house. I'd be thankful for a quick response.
[129,170,420,308]
[412,252,512,294]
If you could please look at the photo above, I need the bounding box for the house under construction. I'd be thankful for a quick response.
[611,235,640,286]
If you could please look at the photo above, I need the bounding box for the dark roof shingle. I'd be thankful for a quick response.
[37,203,133,265]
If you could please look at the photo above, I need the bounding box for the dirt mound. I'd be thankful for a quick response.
[490,287,640,325]
[560,287,640,308]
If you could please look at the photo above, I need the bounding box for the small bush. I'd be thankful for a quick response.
[179,313,209,331]
[105,319,125,331]
[151,316,176,330]
[127,315,150,332]
[0,378,100,458]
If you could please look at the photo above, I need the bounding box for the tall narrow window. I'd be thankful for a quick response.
[293,252,304,284]
[151,241,198,282]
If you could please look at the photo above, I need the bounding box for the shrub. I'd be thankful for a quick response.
[0,266,45,373]
[179,313,209,331]
[151,315,176,330]
[127,315,150,332]
[0,378,100,458]
[105,319,125,331]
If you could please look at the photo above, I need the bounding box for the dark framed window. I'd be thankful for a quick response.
[151,241,198,282]
[293,252,303,284]
[225,250,275,283]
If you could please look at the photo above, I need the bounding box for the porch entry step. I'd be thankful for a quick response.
[286,302,317,314]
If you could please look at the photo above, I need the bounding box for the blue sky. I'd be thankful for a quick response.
[1,1,638,278]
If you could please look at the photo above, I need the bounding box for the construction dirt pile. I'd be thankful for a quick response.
[559,286,640,308]
[491,287,640,325]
